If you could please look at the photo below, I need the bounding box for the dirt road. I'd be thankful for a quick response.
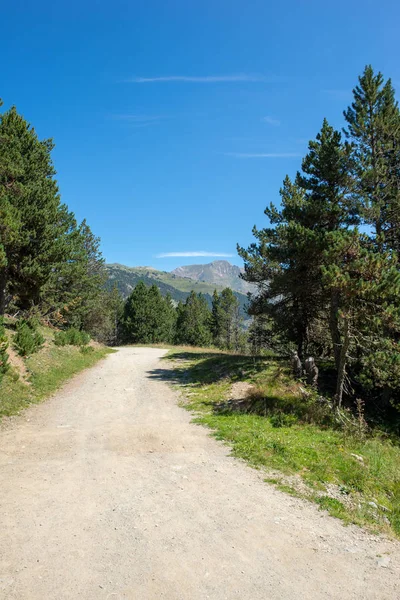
[0,348,399,599]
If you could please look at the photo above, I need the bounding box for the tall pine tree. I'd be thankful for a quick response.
[344,65,400,251]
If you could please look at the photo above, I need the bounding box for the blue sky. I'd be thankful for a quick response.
[2,0,400,271]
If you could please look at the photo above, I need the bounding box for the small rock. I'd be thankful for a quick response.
[368,501,378,509]
[376,556,390,568]
[350,453,364,463]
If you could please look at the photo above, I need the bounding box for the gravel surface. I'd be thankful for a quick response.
[0,347,399,599]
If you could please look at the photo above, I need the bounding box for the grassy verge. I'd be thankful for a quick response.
[164,348,400,538]
[0,323,113,419]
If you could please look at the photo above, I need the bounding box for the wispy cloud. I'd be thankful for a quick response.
[224,152,300,159]
[156,251,235,258]
[261,116,280,126]
[124,74,267,83]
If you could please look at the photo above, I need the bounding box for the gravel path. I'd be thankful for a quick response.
[0,347,399,599]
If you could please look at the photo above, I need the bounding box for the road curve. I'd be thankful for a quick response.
[0,347,399,599]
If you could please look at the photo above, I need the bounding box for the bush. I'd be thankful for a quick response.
[54,327,90,347]
[0,318,9,381]
[13,319,45,357]
[80,345,94,355]
[270,413,298,428]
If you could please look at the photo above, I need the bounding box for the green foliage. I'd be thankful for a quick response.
[80,345,94,354]
[0,102,117,344]
[239,66,400,419]
[175,291,212,347]
[13,318,44,357]
[106,264,249,319]
[0,106,65,314]
[270,413,298,428]
[122,282,176,344]
[0,317,9,381]
[211,288,242,350]
[344,65,400,250]
[54,327,90,347]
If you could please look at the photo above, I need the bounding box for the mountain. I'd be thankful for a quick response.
[171,260,253,294]
[106,262,250,316]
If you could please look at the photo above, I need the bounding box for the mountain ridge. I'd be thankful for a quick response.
[105,260,251,316]
[171,260,252,294]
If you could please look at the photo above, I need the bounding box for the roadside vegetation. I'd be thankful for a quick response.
[0,318,112,419]
[165,348,400,538]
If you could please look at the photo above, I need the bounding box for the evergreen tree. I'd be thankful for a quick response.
[296,119,356,368]
[322,230,400,407]
[344,65,400,251]
[0,105,68,314]
[239,119,355,361]
[175,291,212,347]
[238,176,322,356]
[43,218,107,330]
[211,288,241,350]
[211,290,222,344]
[247,314,277,355]
[122,282,176,344]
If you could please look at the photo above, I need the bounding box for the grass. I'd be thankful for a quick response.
[162,348,400,538]
[0,322,113,418]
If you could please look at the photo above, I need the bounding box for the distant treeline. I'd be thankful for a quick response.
[120,282,247,351]
[105,265,249,316]
[238,66,400,418]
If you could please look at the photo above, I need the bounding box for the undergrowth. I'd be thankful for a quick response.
[0,321,112,418]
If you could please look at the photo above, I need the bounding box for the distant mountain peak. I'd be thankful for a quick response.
[171,260,252,294]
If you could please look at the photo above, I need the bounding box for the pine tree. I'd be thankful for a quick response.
[211,290,222,344]
[344,65,400,251]
[175,291,212,347]
[122,282,176,344]
[43,217,107,330]
[296,119,356,368]
[0,105,68,315]
[211,288,241,350]
[322,230,400,407]
[238,176,323,356]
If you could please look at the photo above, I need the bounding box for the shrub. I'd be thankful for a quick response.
[270,413,298,428]
[80,345,94,354]
[54,327,90,347]
[13,319,45,357]
[0,318,9,381]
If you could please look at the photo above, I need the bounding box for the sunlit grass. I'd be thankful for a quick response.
[167,348,400,538]
[0,323,113,418]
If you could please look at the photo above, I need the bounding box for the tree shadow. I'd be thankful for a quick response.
[147,350,281,388]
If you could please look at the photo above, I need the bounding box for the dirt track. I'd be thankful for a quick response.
[1,347,399,599]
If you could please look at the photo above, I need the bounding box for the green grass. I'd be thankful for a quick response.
[0,323,113,418]
[165,348,400,538]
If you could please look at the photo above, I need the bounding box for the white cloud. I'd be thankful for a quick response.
[262,116,280,126]
[224,152,300,158]
[156,251,235,258]
[124,74,266,83]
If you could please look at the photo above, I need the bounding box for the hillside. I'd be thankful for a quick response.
[0,319,112,418]
[106,263,250,315]
[171,260,253,294]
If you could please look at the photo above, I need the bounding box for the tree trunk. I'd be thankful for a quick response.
[0,267,7,317]
[334,316,350,408]
[329,289,341,370]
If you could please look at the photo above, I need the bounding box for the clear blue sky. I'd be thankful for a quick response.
[2,0,400,271]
